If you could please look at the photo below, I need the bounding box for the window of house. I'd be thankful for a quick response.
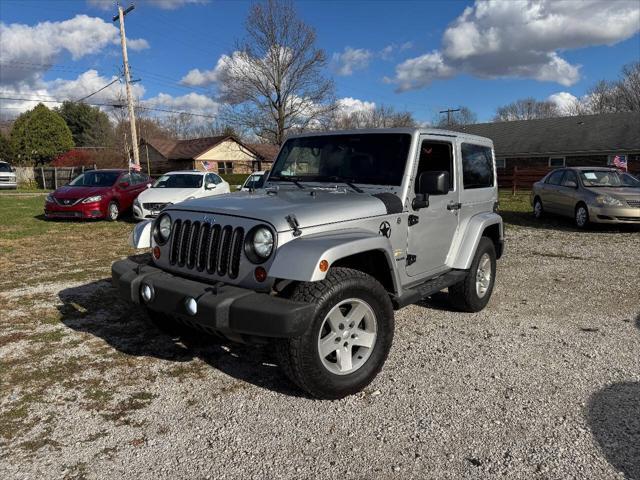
[217,161,233,174]
[548,157,565,167]
[415,140,454,192]
[495,158,506,169]
[461,143,494,189]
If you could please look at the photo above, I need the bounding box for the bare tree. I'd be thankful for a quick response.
[219,0,335,145]
[435,106,477,127]
[329,104,416,130]
[493,97,560,122]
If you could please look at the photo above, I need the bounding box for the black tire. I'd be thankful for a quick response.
[575,203,589,229]
[107,201,119,222]
[276,267,395,399]
[449,237,496,313]
[533,196,544,219]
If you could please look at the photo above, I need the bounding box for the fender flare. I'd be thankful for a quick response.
[129,219,152,249]
[268,229,398,285]
[450,212,503,270]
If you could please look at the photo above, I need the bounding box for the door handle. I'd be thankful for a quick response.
[447,202,462,211]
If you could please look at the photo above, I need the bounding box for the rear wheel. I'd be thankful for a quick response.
[449,237,496,312]
[276,267,394,399]
[575,203,589,229]
[107,201,119,221]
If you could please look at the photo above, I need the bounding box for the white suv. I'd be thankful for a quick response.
[0,161,17,189]
[133,170,230,220]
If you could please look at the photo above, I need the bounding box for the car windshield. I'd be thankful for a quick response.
[580,170,640,187]
[269,133,412,186]
[153,174,203,189]
[0,163,12,173]
[69,171,119,187]
[243,173,266,189]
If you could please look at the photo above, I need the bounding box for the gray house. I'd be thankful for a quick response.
[455,112,640,179]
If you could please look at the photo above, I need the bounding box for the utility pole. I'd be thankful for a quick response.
[439,108,461,127]
[113,3,139,168]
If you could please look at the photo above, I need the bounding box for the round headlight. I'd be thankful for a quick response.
[154,214,172,245]
[245,226,274,263]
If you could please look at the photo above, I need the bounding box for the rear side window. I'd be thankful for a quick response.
[461,143,494,189]
[546,170,565,185]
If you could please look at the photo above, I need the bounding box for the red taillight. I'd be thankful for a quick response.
[254,266,267,282]
[153,246,161,259]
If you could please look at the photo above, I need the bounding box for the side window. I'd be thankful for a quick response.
[561,170,577,187]
[546,170,565,185]
[120,173,131,185]
[415,140,454,193]
[211,174,223,184]
[461,143,494,189]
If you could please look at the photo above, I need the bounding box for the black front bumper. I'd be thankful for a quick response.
[112,258,314,339]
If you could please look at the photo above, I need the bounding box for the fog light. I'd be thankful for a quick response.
[254,266,267,282]
[184,297,198,315]
[153,246,161,259]
[140,283,154,303]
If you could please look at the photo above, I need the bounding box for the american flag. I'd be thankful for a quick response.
[202,161,212,171]
[612,155,628,171]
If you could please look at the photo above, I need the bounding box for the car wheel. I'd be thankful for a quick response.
[533,197,544,219]
[276,267,394,399]
[575,203,589,229]
[107,201,119,221]
[449,237,496,313]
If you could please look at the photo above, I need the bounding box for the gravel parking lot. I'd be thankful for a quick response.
[1,194,639,480]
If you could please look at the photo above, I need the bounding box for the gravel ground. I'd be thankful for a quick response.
[1,220,639,480]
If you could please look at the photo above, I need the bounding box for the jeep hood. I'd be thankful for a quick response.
[167,190,398,232]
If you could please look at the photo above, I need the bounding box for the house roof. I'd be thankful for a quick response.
[453,112,640,157]
[247,143,280,162]
[142,135,278,162]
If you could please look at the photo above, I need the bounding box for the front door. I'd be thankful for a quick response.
[406,137,460,277]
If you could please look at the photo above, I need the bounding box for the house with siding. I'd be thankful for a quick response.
[455,112,640,179]
[138,136,278,176]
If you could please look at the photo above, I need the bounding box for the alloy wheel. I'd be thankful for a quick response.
[475,253,492,298]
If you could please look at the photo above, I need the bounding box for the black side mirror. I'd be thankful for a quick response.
[418,171,450,195]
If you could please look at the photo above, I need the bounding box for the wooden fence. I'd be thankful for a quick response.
[499,166,553,194]
[34,166,96,190]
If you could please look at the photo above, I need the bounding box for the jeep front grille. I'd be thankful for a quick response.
[169,220,244,279]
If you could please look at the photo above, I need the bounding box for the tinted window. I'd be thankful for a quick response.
[243,173,266,189]
[561,170,577,186]
[546,170,565,185]
[415,141,454,192]
[0,163,11,172]
[461,143,494,189]
[270,133,412,186]
[153,174,203,188]
[69,171,120,187]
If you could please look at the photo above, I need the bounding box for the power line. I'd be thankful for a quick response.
[76,77,121,102]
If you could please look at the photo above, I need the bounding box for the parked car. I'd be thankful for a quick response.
[0,161,17,189]
[133,171,230,220]
[45,169,150,220]
[240,170,269,191]
[531,167,640,228]
[113,128,504,399]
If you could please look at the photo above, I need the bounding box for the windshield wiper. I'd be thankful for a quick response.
[326,176,364,193]
[270,175,305,189]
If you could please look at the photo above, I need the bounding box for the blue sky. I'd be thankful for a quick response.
[1,0,639,124]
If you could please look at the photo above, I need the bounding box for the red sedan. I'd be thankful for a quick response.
[45,169,150,221]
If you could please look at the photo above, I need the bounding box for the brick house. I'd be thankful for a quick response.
[455,112,640,181]
[138,136,279,176]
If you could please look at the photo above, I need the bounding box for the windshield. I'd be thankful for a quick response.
[269,133,412,186]
[580,170,640,187]
[243,173,266,189]
[153,174,203,189]
[69,171,119,187]
[0,163,12,173]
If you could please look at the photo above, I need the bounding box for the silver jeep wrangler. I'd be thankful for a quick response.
[112,128,504,399]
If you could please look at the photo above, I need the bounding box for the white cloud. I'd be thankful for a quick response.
[332,47,372,76]
[88,0,208,10]
[384,51,455,91]
[144,92,220,116]
[379,41,413,60]
[180,53,232,86]
[548,91,578,113]
[0,15,148,86]
[387,0,640,91]
[336,97,376,116]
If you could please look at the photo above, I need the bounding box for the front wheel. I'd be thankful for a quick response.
[575,203,589,229]
[276,267,394,399]
[107,201,119,221]
[449,237,496,312]
[533,197,544,219]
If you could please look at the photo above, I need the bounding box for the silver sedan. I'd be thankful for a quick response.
[531,167,640,228]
